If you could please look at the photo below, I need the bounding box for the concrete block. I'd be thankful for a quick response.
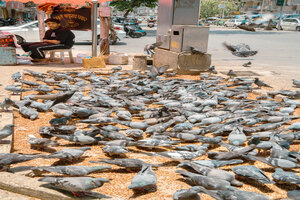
[133,55,147,70]
[153,48,211,75]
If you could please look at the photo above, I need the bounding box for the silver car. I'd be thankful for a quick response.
[0,20,126,44]
[280,18,300,31]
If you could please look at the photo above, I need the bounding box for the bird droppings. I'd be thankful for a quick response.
[5,70,300,200]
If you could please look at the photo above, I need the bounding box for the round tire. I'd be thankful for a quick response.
[296,26,300,31]
[129,32,141,38]
[140,32,147,37]
[15,35,25,45]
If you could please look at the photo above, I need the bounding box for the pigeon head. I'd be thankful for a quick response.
[92,178,110,185]
[248,136,260,145]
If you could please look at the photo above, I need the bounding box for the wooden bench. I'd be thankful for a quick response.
[44,49,74,65]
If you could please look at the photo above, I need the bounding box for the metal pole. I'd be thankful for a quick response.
[260,0,264,14]
[91,0,98,57]
[222,0,227,19]
[37,10,45,42]
[277,0,287,30]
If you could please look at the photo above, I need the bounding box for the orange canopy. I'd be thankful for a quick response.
[16,0,113,6]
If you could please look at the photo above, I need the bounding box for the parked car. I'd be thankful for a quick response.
[0,20,126,45]
[280,18,300,31]
[224,19,243,28]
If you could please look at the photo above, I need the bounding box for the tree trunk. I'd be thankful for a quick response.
[123,0,137,18]
[124,9,131,18]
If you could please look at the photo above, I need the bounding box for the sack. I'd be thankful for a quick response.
[82,57,106,68]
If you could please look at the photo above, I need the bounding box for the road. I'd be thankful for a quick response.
[16,26,300,89]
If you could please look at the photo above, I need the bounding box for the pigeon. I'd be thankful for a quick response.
[232,165,274,184]
[254,78,272,88]
[208,65,217,74]
[190,46,204,55]
[208,144,256,160]
[5,85,30,94]
[102,145,129,157]
[125,129,144,139]
[128,165,157,190]
[51,134,99,145]
[28,134,58,149]
[112,66,122,71]
[237,24,256,32]
[242,61,251,67]
[0,124,14,141]
[176,170,234,190]
[31,165,111,176]
[91,158,157,171]
[30,91,75,107]
[11,71,22,82]
[228,127,247,146]
[272,168,300,184]
[173,186,201,200]
[223,42,257,57]
[153,150,205,161]
[147,65,169,79]
[144,42,162,55]
[0,153,42,170]
[19,106,38,120]
[0,97,14,111]
[246,155,300,169]
[45,147,91,162]
[292,79,300,87]
[177,161,243,186]
[289,122,300,130]
[49,117,69,126]
[287,189,300,200]
[227,70,237,78]
[38,177,109,196]
[216,189,270,200]
[116,109,132,121]
[192,159,244,168]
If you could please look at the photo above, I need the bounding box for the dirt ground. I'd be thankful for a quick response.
[10,73,300,200]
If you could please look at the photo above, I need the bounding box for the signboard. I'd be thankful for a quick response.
[51,7,92,30]
[0,35,15,47]
[218,4,225,9]
[99,6,111,17]
[277,0,284,6]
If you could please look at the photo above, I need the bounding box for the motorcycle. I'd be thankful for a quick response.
[123,23,146,38]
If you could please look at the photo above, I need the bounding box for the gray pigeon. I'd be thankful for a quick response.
[232,165,274,184]
[272,168,300,184]
[102,145,129,157]
[28,134,58,149]
[192,159,244,168]
[19,106,38,120]
[178,161,243,186]
[52,134,99,145]
[176,170,234,190]
[31,165,111,176]
[11,71,22,82]
[190,46,204,55]
[227,70,237,78]
[91,158,157,171]
[242,61,251,67]
[223,42,257,57]
[125,129,144,139]
[0,153,42,170]
[0,124,14,141]
[38,177,109,196]
[5,85,30,94]
[216,189,270,200]
[173,186,201,200]
[144,42,162,55]
[208,65,217,74]
[45,147,91,162]
[287,189,300,200]
[254,78,272,88]
[128,165,157,190]
[292,79,300,87]
[0,97,14,111]
[208,144,256,160]
[228,127,247,146]
[116,109,132,121]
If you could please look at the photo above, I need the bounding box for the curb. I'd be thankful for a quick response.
[0,172,73,200]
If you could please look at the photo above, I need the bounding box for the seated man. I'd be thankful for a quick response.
[21,18,75,62]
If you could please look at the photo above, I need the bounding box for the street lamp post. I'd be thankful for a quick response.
[91,0,98,57]
[277,0,287,30]
[222,0,227,19]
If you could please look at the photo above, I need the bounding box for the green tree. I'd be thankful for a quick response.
[110,0,158,18]
[200,0,240,19]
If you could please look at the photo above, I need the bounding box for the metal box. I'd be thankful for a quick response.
[170,25,209,53]
[156,0,200,50]
[0,47,17,65]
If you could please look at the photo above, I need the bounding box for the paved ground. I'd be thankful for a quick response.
[0,189,36,200]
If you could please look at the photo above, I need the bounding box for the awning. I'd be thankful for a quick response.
[14,0,113,6]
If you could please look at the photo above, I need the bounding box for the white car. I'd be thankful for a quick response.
[280,18,300,31]
[224,19,243,28]
[0,20,126,45]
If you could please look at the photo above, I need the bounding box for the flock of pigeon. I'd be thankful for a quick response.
[0,66,299,200]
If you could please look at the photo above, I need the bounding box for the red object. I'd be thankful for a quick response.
[17,0,114,6]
